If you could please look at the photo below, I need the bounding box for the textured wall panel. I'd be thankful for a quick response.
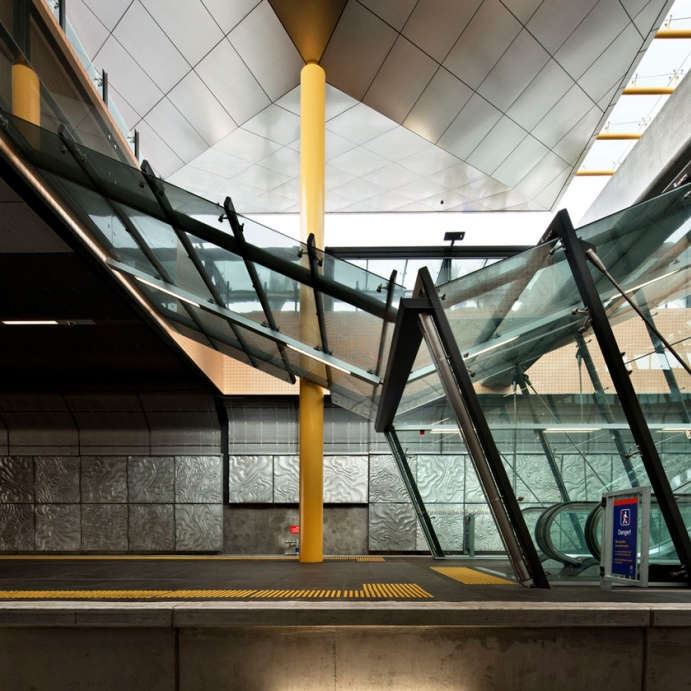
[467,506,505,552]
[0,456,33,502]
[228,456,273,503]
[585,455,614,501]
[561,454,587,501]
[81,457,127,503]
[35,456,80,503]
[324,506,368,554]
[416,455,463,503]
[129,504,174,551]
[369,455,415,503]
[223,506,299,554]
[368,502,416,551]
[514,455,563,503]
[128,457,175,503]
[176,504,223,551]
[464,458,487,503]
[35,504,80,551]
[415,504,464,552]
[273,455,298,503]
[324,456,368,503]
[81,504,128,551]
[0,504,33,550]
[175,456,222,503]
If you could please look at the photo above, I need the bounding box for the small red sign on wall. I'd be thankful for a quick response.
[289,525,300,534]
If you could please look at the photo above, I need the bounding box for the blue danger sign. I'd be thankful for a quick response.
[612,496,638,578]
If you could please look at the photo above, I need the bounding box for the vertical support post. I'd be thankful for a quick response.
[58,0,66,30]
[101,69,108,106]
[299,61,325,563]
[11,63,40,125]
[557,209,691,584]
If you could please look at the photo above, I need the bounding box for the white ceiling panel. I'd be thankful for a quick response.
[404,68,473,143]
[169,71,236,146]
[506,59,574,131]
[325,166,356,191]
[236,164,292,192]
[533,167,571,209]
[109,86,140,129]
[321,0,398,100]
[228,1,303,101]
[145,98,208,163]
[466,116,526,175]
[456,175,509,201]
[137,120,184,177]
[215,128,281,162]
[532,85,596,148]
[331,176,386,202]
[444,0,521,89]
[492,134,549,187]
[93,37,163,116]
[393,177,449,201]
[113,2,190,92]
[326,102,397,145]
[515,150,569,199]
[359,0,417,31]
[66,0,108,60]
[552,106,602,164]
[242,105,301,145]
[478,30,549,113]
[140,0,223,65]
[256,146,300,175]
[195,39,269,125]
[271,176,300,199]
[325,192,355,212]
[429,161,485,189]
[438,93,503,159]
[200,0,261,33]
[364,37,437,123]
[363,126,431,162]
[598,79,625,112]
[397,147,459,175]
[579,23,642,102]
[188,148,250,178]
[83,0,132,31]
[501,0,542,24]
[362,162,420,190]
[403,0,483,63]
[527,0,598,55]
[329,147,388,176]
[634,0,671,35]
[555,0,630,80]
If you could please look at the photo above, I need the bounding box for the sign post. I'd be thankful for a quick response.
[601,486,651,588]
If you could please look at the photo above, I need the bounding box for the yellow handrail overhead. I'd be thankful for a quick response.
[596,133,642,140]
[655,29,691,38]
[622,86,675,95]
[575,170,615,176]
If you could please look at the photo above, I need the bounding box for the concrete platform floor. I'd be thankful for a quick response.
[0,555,690,604]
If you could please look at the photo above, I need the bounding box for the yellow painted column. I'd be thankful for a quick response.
[11,63,40,125]
[299,62,325,564]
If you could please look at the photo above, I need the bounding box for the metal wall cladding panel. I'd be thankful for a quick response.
[147,411,221,455]
[467,506,505,552]
[324,456,368,503]
[0,504,33,550]
[0,456,33,502]
[81,457,127,503]
[514,455,563,504]
[464,457,487,503]
[228,402,298,454]
[71,410,150,450]
[416,455,464,503]
[129,504,175,551]
[223,506,299,554]
[369,454,416,503]
[324,506,369,555]
[175,504,223,551]
[4,411,78,454]
[324,406,369,453]
[560,455,587,501]
[175,456,222,503]
[128,457,175,503]
[415,504,464,552]
[228,456,273,503]
[368,502,417,551]
[35,456,80,503]
[81,504,128,551]
[35,504,80,551]
[273,455,298,503]
[585,455,614,501]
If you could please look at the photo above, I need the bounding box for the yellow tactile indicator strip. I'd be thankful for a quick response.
[326,556,386,562]
[431,566,515,585]
[0,555,384,561]
[0,583,433,601]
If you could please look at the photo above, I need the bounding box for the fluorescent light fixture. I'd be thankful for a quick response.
[544,427,601,433]
[134,276,201,308]
[465,336,519,359]
[608,269,682,301]
[660,427,691,432]
[285,343,351,375]
[430,428,460,434]
[2,320,58,325]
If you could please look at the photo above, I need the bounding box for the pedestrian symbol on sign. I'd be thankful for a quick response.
[620,508,631,526]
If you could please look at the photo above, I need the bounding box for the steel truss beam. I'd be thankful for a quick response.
[556,208,691,584]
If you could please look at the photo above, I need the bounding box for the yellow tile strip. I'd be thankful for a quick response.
[0,555,298,561]
[431,566,515,585]
[324,556,385,562]
[0,583,434,601]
